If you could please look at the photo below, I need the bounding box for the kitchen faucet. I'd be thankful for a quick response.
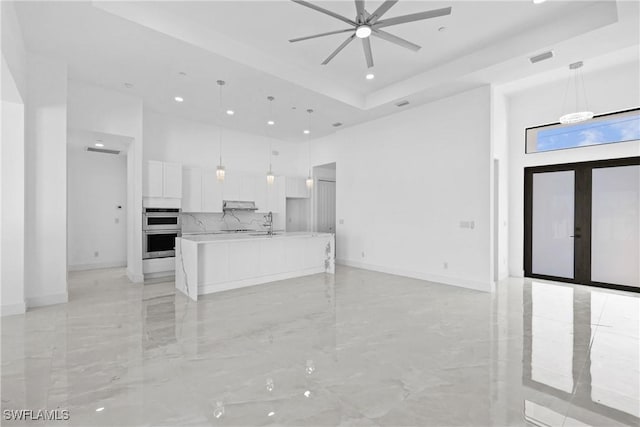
[263,211,274,236]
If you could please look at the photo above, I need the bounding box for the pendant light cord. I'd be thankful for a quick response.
[307,109,313,176]
[217,80,224,166]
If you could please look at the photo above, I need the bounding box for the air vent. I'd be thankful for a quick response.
[87,147,120,155]
[332,122,343,127]
[395,100,410,107]
[529,51,554,64]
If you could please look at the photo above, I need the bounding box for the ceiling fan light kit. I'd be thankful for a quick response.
[289,0,452,68]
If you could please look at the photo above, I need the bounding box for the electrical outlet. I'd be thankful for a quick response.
[94,251,99,258]
[115,218,119,224]
[443,262,448,270]
[361,251,365,258]
[470,220,475,230]
[339,219,344,225]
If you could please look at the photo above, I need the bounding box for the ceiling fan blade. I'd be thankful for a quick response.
[291,0,357,27]
[355,0,365,23]
[362,37,374,68]
[368,0,398,24]
[374,7,452,29]
[372,29,421,51]
[289,28,354,43]
[322,34,356,65]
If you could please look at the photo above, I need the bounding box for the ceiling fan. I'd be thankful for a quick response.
[289,0,452,68]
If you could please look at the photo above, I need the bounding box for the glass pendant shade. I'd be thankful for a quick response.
[266,170,275,185]
[559,61,593,125]
[216,165,225,181]
[559,111,594,124]
[306,176,313,189]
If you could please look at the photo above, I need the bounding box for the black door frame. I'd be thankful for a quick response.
[524,156,640,293]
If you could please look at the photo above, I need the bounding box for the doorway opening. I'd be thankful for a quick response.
[67,130,132,274]
[312,162,336,254]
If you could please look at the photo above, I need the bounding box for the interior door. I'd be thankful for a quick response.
[316,180,336,234]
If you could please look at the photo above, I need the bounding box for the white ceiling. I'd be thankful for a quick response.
[14,0,640,142]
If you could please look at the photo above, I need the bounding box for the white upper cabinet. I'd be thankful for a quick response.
[222,173,241,201]
[202,170,223,213]
[182,167,202,212]
[144,160,182,199]
[265,176,285,213]
[180,169,286,214]
[163,162,183,198]
[143,160,164,197]
[285,176,310,198]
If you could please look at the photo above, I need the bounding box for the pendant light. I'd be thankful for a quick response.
[266,96,275,185]
[305,109,314,189]
[559,61,593,124]
[216,80,226,181]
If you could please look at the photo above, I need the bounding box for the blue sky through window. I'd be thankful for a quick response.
[536,114,640,152]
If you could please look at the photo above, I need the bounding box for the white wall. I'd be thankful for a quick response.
[67,147,127,270]
[143,109,306,177]
[67,80,144,282]
[491,87,509,281]
[1,1,27,315]
[1,1,27,98]
[24,54,68,307]
[308,86,493,292]
[1,93,26,315]
[507,59,640,277]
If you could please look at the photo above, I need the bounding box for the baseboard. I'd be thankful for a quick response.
[68,261,126,272]
[26,292,68,308]
[336,258,492,293]
[126,269,144,283]
[2,302,26,316]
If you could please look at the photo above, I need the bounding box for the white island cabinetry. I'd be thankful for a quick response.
[175,232,335,301]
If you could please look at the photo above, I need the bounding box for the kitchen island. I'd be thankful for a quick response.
[175,232,335,301]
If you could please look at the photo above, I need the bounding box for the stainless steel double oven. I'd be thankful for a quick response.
[142,208,181,259]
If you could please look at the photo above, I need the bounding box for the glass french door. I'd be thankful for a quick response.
[525,157,639,292]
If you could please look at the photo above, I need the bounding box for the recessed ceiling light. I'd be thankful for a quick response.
[355,25,372,38]
[332,122,343,127]
[532,0,547,3]
[95,407,105,412]
[95,143,104,147]
[303,130,310,134]
[365,73,375,80]
[174,96,184,103]
[178,71,187,76]
[438,26,446,32]
[226,110,234,115]
[267,120,275,125]
[123,83,133,89]
[395,100,410,107]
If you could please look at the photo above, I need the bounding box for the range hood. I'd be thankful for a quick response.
[222,200,258,211]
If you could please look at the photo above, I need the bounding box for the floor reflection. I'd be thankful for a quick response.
[523,280,640,426]
[1,267,638,426]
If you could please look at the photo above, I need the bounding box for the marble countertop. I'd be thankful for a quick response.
[180,231,333,244]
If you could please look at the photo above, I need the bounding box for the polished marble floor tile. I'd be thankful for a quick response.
[1,267,639,426]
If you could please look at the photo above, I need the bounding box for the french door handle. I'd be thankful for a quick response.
[570,235,581,238]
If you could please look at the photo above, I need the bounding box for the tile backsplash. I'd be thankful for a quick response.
[181,211,280,234]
